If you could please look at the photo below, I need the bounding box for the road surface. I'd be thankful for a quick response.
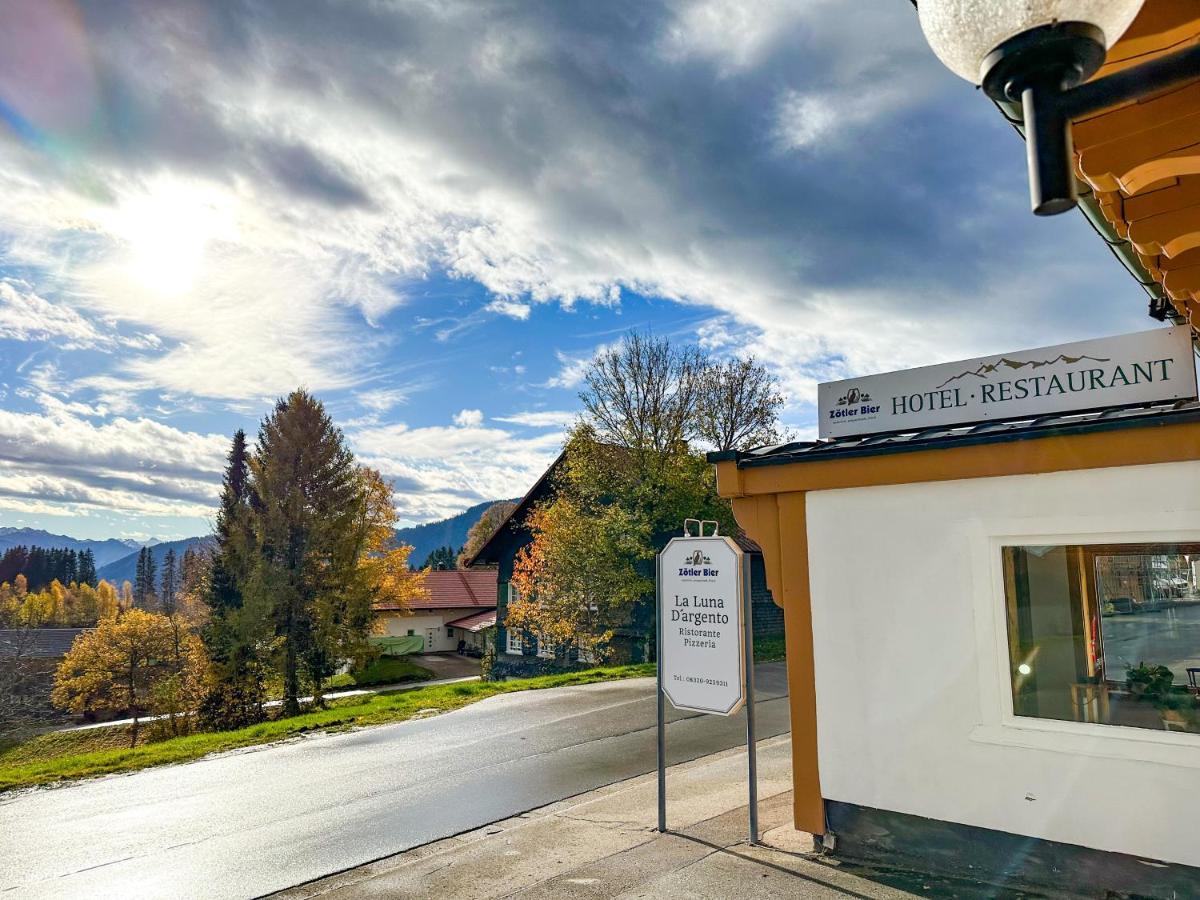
[1,662,789,899]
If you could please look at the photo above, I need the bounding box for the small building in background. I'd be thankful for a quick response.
[0,627,90,732]
[374,569,495,654]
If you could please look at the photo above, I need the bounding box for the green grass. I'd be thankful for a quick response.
[352,655,437,686]
[0,663,654,793]
[754,636,786,662]
[324,656,437,690]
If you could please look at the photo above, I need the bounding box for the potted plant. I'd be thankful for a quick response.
[1125,661,1173,699]
[1126,662,1194,731]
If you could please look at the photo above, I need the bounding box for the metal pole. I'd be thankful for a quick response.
[656,551,667,833]
[742,553,758,845]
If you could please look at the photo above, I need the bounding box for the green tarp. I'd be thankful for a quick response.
[369,634,424,656]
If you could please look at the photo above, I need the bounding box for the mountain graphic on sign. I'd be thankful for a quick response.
[935,354,1111,389]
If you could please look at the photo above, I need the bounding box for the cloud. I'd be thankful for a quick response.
[0,0,1094,406]
[0,403,227,518]
[350,420,564,523]
[494,410,577,429]
[0,0,1152,527]
[357,386,416,413]
[452,408,484,428]
[485,299,531,320]
[0,279,158,351]
[544,341,623,390]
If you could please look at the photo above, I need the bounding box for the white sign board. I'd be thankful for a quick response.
[657,536,745,716]
[818,326,1197,439]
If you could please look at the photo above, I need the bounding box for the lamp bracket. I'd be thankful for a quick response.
[982,21,1105,102]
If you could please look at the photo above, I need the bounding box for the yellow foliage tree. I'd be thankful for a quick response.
[51,608,210,746]
[508,498,647,662]
[352,468,428,631]
[0,579,126,627]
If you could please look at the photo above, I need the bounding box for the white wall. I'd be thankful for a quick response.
[377,609,481,652]
[806,459,1200,867]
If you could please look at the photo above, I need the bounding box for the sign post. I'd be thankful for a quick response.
[656,519,757,844]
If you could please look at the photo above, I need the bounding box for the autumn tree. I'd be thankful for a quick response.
[579,331,703,457]
[694,357,786,452]
[509,332,782,661]
[508,500,645,661]
[510,427,734,662]
[458,500,517,567]
[51,609,209,746]
[247,390,386,715]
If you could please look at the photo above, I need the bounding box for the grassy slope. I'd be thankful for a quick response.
[0,664,654,792]
[325,656,437,689]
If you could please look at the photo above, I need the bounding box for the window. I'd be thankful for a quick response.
[1003,542,1200,735]
[447,628,453,638]
[506,629,523,655]
[406,629,414,637]
[536,637,553,659]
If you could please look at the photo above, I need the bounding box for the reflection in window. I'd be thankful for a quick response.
[1003,543,1200,735]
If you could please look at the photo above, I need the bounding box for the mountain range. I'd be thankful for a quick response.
[96,536,214,586]
[0,499,513,586]
[0,528,145,568]
[394,499,517,565]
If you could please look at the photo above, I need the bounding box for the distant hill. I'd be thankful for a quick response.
[0,528,143,568]
[97,536,214,586]
[395,499,516,566]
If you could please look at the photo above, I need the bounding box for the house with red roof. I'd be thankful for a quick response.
[374,568,497,654]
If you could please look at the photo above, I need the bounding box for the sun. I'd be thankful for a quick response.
[104,179,232,296]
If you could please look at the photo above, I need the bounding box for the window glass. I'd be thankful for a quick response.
[1003,543,1200,735]
[506,629,522,654]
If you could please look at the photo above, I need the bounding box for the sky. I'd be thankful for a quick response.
[0,0,1155,541]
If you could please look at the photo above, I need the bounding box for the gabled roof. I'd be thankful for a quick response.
[465,449,567,567]
[0,627,89,658]
[376,568,497,611]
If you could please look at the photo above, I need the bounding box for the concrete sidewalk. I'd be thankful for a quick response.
[271,736,938,900]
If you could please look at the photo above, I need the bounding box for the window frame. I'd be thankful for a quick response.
[967,512,1200,767]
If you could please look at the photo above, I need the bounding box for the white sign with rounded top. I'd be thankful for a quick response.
[658,535,746,716]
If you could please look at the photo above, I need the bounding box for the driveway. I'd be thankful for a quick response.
[410,652,482,679]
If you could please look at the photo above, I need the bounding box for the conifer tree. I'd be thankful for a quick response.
[78,549,97,587]
[133,547,157,609]
[199,429,267,729]
[160,548,178,615]
[249,390,366,715]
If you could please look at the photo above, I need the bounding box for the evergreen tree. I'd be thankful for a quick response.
[160,548,178,615]
[421,545,457,570]
[249,390,366,715]
[209,430,251,618]
[78,550,97,587]
[133,547,157,609]
[200,429,266,729]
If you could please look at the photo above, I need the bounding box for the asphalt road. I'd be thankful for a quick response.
[0,661,789,900]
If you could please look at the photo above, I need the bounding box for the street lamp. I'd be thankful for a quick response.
[916,1,1200,215]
